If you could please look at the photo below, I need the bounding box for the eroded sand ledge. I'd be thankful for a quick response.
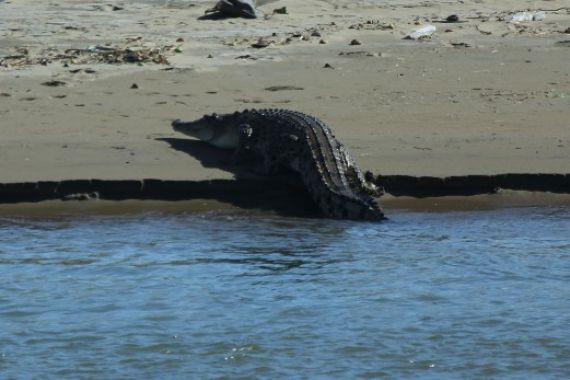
[1,174,569,204]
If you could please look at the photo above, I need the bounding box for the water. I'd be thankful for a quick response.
[1,207,570,379]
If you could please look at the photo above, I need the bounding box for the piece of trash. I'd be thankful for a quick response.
[451,41,471,48]
[203,0,257,19]
[532,11,546,21]
[251,38,271,49]
[42,80,66,87]
[349,39,362,46]
[264,86,304,92]
[273,7,287,15]
[235,54,257,60]
[446,14,460,23]
[510,11,545,23]
[131,83,139,89]
[510,12,533,22]
[174,47,183,53]
[323,63,334,69]
[405,24,436,40]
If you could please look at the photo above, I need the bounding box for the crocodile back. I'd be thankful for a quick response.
[238,109,384,220]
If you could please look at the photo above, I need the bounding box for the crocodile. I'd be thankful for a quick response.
[171,109,385,221]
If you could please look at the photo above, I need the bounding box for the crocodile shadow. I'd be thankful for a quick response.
[157,138,319,217]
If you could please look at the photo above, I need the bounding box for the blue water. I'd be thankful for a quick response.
[1,207,570,379]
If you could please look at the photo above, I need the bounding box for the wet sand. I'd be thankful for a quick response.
[1,0,569,204]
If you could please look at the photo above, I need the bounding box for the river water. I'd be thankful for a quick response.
[1,207,569,378]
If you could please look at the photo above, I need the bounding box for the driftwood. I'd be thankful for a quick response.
[203,0,258,19]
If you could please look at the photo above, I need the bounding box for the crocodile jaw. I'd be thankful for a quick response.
[172,118,240,149]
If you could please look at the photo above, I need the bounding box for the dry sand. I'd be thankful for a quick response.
[1,0,569,185]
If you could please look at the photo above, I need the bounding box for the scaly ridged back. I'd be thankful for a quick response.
[236,109,384,220]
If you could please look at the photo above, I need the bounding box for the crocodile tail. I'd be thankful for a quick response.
[313,190,385,221]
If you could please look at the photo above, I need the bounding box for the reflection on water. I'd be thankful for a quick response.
[1,208,570,378]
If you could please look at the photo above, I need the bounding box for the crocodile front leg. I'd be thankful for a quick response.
[231,123,254,165]
[231,124,280,175]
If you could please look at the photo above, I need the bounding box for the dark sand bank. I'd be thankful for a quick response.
[1,173,570,217]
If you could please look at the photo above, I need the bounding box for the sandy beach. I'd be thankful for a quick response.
[1,0,569,201]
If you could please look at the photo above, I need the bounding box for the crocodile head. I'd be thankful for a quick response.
[171,113,242,149]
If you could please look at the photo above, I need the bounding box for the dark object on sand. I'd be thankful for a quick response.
[273,6,287,15]
[42,80,66,87]
[202,0,258,19]
[251,38,271,48]
[446,14,460,23]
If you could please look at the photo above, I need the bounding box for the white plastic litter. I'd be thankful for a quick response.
[510,11,546,23]
[405,24,436,40]
[532,11,546,21]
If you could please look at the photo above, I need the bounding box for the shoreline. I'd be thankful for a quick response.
[2,173,570,203]
[2,185,570,218]
[0,173,569,217]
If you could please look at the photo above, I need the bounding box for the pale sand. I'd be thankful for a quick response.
[1,0,569,184]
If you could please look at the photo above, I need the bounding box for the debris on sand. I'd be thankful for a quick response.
[446,14,460,23]
[264,86,304,92]
[404,24,436,40]
[80,45,172,64]
[349,20,395,31]
[0,44,175,69]
[202,0,258,19]
[42,80,66,87]
[509,11,546,23]
[251,38,272,49]
[273,7,287,15]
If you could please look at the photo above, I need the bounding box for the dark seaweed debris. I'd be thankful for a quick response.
[0,44,174,68]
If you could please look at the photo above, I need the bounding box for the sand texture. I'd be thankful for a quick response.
[1,0,569,185]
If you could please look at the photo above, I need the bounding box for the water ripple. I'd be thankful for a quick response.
[1,208,570,378]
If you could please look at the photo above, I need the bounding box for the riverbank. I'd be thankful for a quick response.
[1,0,569,207]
